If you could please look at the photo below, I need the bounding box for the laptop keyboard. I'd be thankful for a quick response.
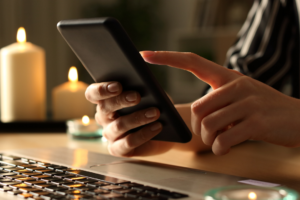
[0,154,189,200]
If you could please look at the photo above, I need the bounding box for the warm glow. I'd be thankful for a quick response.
[17,27,26,43]
[68,66,78,82]
[82,115,90,125]
[72,149,88,168]
[248,192,257,200]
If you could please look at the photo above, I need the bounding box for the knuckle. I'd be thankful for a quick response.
[191,100,201,115]
[97,83,107,97]
[124,136,135,150]
[85,87,92,102]
[113,118,124,133]
[97,101,110,115]
[94,112,102,125]
[102,130,110,141]
[214,136,226,150]
[201,116,214,134]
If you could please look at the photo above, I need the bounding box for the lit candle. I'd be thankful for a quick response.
[52,66,95,120]
[0,27,46,122]
[204,185,298,200]
[67,115,102,138]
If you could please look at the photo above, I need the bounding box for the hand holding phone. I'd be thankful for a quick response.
[57,18,192,150]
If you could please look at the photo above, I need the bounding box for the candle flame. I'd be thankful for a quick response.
[82,115,90,126]
[68,66,78,82]
[248,192,257,200]
[17,27,26,43]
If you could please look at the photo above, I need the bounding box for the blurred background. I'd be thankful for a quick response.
[0,0,253,120]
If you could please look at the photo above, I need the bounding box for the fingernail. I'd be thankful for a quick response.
[126,92,137,102]
[150,123,162,131]
[145,108,157,118]
[107,82,119,93]
[141,51,155,58]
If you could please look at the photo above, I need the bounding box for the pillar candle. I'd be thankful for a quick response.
[0,27,46,122]
[52,66,95,120]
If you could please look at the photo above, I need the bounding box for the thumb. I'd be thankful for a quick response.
[140,51,240,89]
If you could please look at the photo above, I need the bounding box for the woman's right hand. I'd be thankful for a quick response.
[85,82,173,157]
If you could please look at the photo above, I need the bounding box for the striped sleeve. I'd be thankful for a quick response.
[205,0,300,98]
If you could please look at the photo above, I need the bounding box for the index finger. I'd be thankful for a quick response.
[85,82,122,104]
[140,51,240,89]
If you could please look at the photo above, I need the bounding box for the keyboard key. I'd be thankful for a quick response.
[40,178,61,182]
[33,175,52,179]
[101,185,124,190]
[65,176,86,181]
[1,167,23,171]
[0,181,20,186]
[0,172,17,177]
[19,188,44,193]
[1,155,22,160]
[7,190,23,195]
[10,183,32,189]
[22,172,43,177]
[7,175,27,179]
[0,165,19,170]
[0,185,13,192]
[87,181,110,187]
[34,184,57,190]
[67,194,94,199]
[26,167,47,171]
[51,180,72,185]
[44,171,65,176]
[45,186,69,193]
[92,188,111,195]
[30,190,52,196]
[47,165,68,170]
[62,183,86,189]
[120,183,144,189]
[98,192,124,198]
[112,189,140,195]
[0,178,15,182]
[18,193,34,198]
[74,179,98,184]
[53,174,76,179]
[35,169,55,173]
[25,180,47,185]
[40,193,66,200]
[16,177,38,182]
[15,169,34,174]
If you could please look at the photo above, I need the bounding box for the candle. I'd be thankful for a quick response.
[52,66,95,120]
[0,27,46,122]
[67,115,102,138]
[204,185,298,200]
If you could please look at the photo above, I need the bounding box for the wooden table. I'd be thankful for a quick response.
[1,133,300,189]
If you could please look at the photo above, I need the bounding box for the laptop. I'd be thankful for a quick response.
[0,147,297,200]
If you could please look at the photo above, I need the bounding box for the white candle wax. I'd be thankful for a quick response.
[0,27,46,122]
[52,67,94,120]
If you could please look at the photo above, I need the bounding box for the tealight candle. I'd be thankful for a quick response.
[204,185,298,200]
[67,115,102,138]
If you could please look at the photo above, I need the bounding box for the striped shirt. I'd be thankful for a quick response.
[206,0,300,98]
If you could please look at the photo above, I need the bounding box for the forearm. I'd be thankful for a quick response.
[173,103,211,152]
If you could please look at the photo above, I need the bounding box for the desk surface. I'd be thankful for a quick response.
[0,133,300,188]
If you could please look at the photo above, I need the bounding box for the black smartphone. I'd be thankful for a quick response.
[57,17,192,143]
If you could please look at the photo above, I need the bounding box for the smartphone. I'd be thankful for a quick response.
[57,17,192,143]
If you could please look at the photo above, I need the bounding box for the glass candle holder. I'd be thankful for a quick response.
[67,115,102,139]
[204,185,298,200]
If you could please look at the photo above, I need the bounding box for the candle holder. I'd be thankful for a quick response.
[204,185,298,200]
[66,117,102,139]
